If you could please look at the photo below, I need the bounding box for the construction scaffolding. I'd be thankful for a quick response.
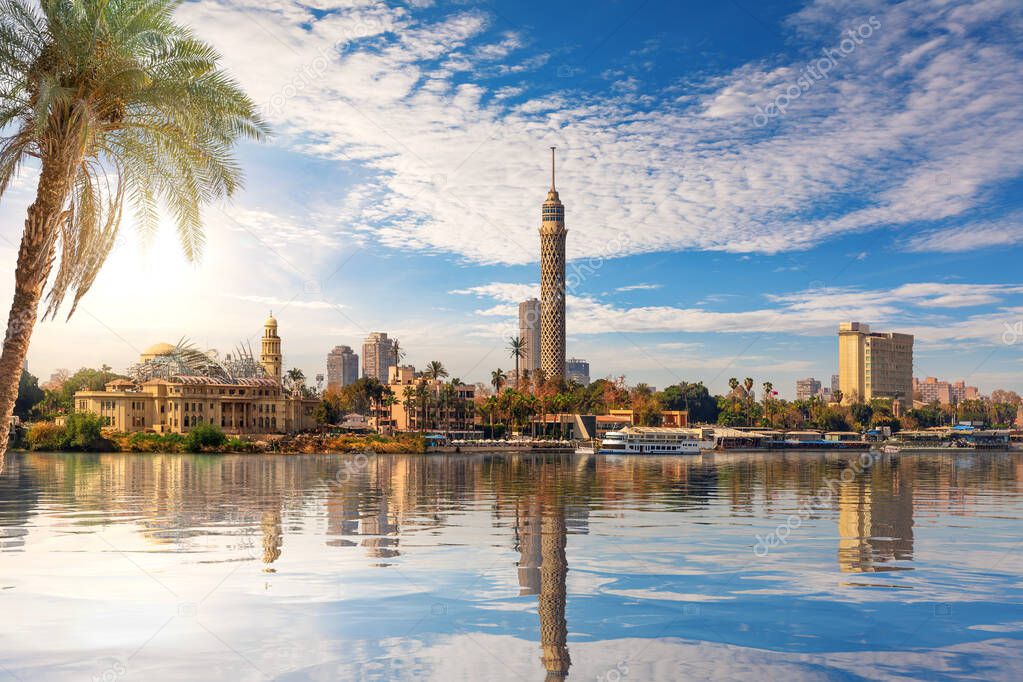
[127,338,268,385]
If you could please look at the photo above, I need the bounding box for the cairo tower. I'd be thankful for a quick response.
[539,147,567,379]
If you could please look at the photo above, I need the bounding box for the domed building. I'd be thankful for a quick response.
[140,342,177,362]
[73,316,318,435]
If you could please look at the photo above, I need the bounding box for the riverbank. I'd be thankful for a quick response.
[14,430,428,455]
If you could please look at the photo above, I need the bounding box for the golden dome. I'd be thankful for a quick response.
[265,311,277,327]
[141,342,176,358]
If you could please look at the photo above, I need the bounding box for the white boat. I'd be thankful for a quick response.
[599,427,701,455]
[880,444,901,454]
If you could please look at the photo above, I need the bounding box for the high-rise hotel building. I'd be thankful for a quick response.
[539,147,567,379]
[326,345,359,391]
[838,322,914,411]
[518,298,541,378]
[362,332,395,383]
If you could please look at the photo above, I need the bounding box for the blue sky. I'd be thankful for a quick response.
[2,0,1023,397]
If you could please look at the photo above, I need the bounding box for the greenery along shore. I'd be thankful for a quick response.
[12,366,1023,453]
[15,414,426,455]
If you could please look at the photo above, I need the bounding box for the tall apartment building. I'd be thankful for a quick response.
[831,374,840,394]
[519,298,541,378]
[796,377,822,400]
[361,332,395,383]
[326,345,359,391]
[838,322,914,411]
[566,358,590,385]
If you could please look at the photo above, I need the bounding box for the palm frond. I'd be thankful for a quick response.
[0,0,268,318]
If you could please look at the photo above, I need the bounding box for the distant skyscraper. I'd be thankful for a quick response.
[796,377,822,400]
[838,322,913,411]
[566,358,590,386]
[519,298,541,378]
[539,147,567,379]
[361,332,395,383]
[831,374,840,394]
[326,345,358,391]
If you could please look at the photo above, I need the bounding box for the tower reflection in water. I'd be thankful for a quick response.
[515,480,573,679]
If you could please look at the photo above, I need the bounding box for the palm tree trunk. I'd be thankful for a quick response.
[0,155,77,459]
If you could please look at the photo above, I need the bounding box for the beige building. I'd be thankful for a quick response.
[795,377,823,400]
[378,365,476,433]
[913,376,979,405]
[362,332,395,383]
[838,322,914,411]
[74,316,318,435]
[519,298,541,379]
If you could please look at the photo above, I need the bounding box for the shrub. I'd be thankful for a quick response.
[26,421,66,451]
[64,412,105,450]
[186,423,227,452]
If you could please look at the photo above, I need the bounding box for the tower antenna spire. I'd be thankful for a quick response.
[550,146,556,190]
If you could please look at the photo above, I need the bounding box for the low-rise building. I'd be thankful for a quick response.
[383,365,476,433]
[73,317,318,435]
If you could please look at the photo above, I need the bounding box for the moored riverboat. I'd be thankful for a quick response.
[599,427,702,455]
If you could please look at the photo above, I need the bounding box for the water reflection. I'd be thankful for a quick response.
[837,464,914,573]
[2,451,1023,680]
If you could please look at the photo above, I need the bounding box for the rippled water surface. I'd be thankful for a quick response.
[2,451,1023,680]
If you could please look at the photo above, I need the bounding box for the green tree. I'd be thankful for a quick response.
[849,402,873,429]
[14,369,44,418]
[0,0,266,457]
[63,412,104,450]
[284,367,306,396]
[186,422,227,452]
[661,381,720,424]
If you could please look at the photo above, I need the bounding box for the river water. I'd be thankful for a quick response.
[1,451,1022,680]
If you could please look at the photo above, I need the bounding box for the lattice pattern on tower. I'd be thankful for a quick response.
[539,147,567,379]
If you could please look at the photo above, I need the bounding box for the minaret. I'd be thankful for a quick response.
[260,312,282,382]
[539,147,567,379]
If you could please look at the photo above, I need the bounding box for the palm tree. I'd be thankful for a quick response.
[483,395,498,437]
[415,380,430,431]
[491,368,506,394]
[762,381,774,426]
[392,339,405,368]
[728,377,740,397]
[424,360,448,381]
[285,367,305,395]
[507,336,526,389]
[0,0,266,456]
[402,385,415,430]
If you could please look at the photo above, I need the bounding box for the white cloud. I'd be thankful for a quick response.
[902,214,1023,253]
[177,0,1023,265]
[454,280,1023,349]
[615,283,662,292]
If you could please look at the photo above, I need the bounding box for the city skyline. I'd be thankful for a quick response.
[2,0,1022,397]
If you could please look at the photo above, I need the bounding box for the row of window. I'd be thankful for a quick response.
[170,386,280,398]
